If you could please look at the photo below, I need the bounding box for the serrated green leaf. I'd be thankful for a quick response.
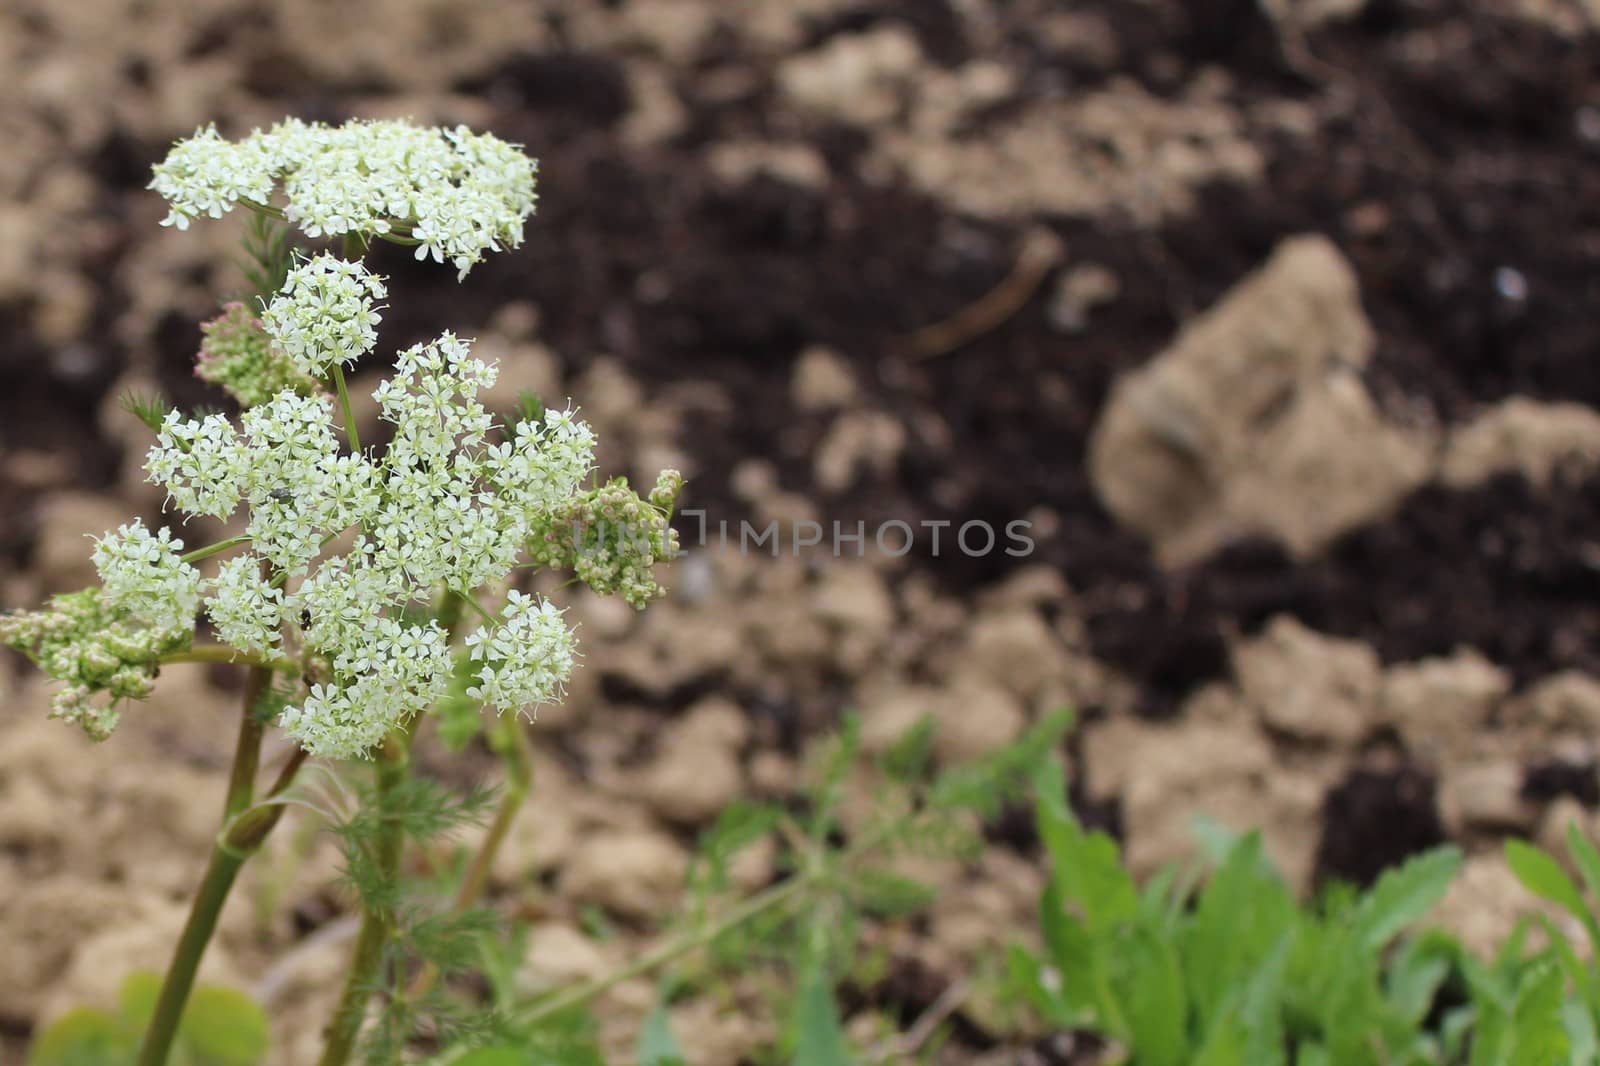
[1505,839,1600,946]
[27,1008,130,1066]
[179,985,269,1066]
[1350,845,1462,956]
[851,867,937,917]
[794,966,854,1066]
[1033,758,1135,935]
[1115,924,1187,1066]
[1386,936,1456,1028]
[637,1000,686,1066]
[1508,961,1569,1066]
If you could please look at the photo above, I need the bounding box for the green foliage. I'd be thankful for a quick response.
[238,211,294,303]
[1013,761,1600,1066]
[29,973,269,1066]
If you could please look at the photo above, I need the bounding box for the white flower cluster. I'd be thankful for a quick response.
[464,591,576,714]
[91,521,202,634]
[150,118,538,277]
[261,254,386,376]
[137,328,598,758]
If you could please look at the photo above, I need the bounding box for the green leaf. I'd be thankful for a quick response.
[1386,935,1456,1028]
[638,1001,687,1066]
[454,1050,529,1066]
[117,972,163,1031]
[1350,845,1462,956]
[794,967,854,1066]
[27,1008,130,1066]
[1508,961,1569,1066]
[1114,925,1187,1066]
[851,868,937,917]
[1505,839,1600,945]
[179,985,270,1066]
[1033,758,1136,935]
[876,716,935,784]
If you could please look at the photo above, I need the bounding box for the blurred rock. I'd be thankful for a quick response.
[1385,650,1511,763]
[563,827,687,919]
[1089,235,1431,565]
[790,345,859,411]
[1440,397,1600,489]
[1440,761,1534,834]
[813,410,905,493]
[777,26,922,126]
[32,491,128,592]
[639,698,748,825]
[1233,616,1382,745]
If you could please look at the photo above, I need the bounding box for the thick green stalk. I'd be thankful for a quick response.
[137,668,282,1066]
[318,730,412,1066]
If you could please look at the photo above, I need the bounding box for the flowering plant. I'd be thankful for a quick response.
[5,117,681,1066]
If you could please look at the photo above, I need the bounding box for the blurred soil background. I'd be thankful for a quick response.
[2,0,1600,1061]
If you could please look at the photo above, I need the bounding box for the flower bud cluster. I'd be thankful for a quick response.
[195,302,317,408]
[150,118,537,278]
[1,588,192,740]
[526,471,684,610]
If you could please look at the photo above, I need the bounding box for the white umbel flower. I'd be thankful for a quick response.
[261,254,387,376]
[150,118,538,278]
[91,521,202,634]
[145,411,248,519]
[278,616,452,759]
[205,555,286,654]
[464,591,576,715]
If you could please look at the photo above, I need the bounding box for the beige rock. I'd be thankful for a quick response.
[791,345,859,411]
[516,923,614,997]
[639,699,748,825]
[1440,398,1600,489]
[814,564,895,637]
[1521,671,1600,734]
[708,140,829,190]
[1536,796,1595,868]
[777,26,922,126]
[1049,262,1121,333]
[562,828,688,919]
[1440,761,1535,834]
[31,492,127,592]
[957,608,1065,702]
[1232,616,1383,744]
[932,678,1027,765]
[1384,650,1512,762]
[1089,236,1431,564]
[860,686,939,756]
[813,410,906,493]
[1435,853,1579,959]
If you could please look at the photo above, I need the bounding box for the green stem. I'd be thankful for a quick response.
[137,668,291,1066]
[405,716,532,1002]
[160,646,298,673]
[514,874,812,1027]
[180,534,252,565]
[318,730,412,1066]
[135,847,247,1066]
[331,362,361,453]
